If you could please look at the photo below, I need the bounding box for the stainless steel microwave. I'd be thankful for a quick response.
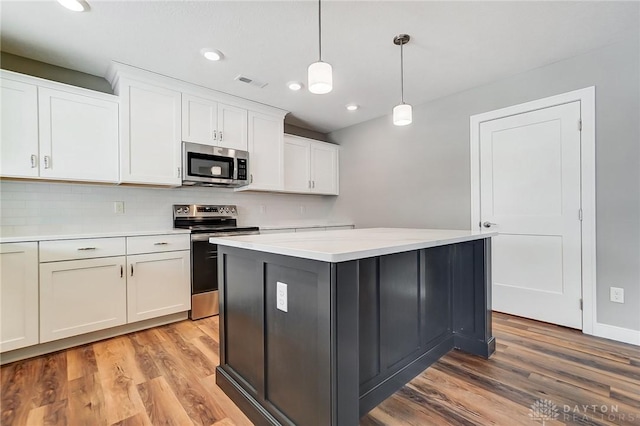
[182,142,249,187]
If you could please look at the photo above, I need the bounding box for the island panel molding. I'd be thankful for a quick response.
[213,228,495,425]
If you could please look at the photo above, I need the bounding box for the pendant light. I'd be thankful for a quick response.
[308,0,332,94]
[393,34,412,126]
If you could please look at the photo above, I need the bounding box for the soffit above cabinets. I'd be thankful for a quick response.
[1,1,638,133]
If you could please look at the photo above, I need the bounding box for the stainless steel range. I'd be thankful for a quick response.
[173,204,259,319]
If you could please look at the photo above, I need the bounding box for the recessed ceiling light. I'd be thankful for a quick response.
[288,82,303,91]
[57,0,89,12]
[346,104,359,111]
[201,48,223,61]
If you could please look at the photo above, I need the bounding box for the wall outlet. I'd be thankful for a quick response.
[114,201,125,214]
[610,287,624,304]
[276,281,288,312]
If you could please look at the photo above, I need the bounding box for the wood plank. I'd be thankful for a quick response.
[67,373,107,426]
[1,358,43,426]
[34,352,68,407]
[66,344,99,382]
[137,376,193,426]
[199,375,253,426]
[24,399,68,426]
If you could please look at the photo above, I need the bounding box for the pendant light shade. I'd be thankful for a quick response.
[393,34,412,126]
[308,0,332,94]
[393,103,412,126]
[308,61,333,94]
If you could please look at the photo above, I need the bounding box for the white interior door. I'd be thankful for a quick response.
[480,101,582,329]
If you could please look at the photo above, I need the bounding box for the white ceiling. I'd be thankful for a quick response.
[1,1,638,133]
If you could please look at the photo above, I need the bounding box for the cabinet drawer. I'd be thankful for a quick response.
[127,234,190,255]
[40,237,125,262]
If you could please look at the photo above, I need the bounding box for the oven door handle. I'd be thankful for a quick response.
[191,231,260,242]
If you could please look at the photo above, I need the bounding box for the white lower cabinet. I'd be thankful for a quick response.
[0,243,39,352]
[127,250,190,323]
[39,256,127,343]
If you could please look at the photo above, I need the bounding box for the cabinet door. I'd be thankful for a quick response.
[127,250,190,323]
[310,142,339,195]
[182,94,217,145]
[0,78,39,178]
[38,88,119,182]
[241,111,284,191]
[40,256,127,343]
[1,243,39,352]
[217,103,248,151]
[283,135,311,193]
[120,79,182,186]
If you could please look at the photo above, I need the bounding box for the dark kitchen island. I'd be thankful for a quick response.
[209,228,496,426]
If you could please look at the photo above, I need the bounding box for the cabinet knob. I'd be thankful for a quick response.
[177,167,181,178]
[44,156,51,169]
[482,221,498,228]
[219,131,223,141]
[30,154,38,168]
[213,130,218,140]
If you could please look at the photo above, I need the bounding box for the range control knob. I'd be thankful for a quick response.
[184,206,190,213]
[176,207,183,213]
[230,207,236,214]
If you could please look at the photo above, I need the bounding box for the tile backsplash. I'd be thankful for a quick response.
[0,181,346,237]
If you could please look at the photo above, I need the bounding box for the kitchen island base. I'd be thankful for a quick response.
[216,237,493,426]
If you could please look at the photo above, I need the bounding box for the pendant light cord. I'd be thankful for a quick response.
[400,40,405,104]
[318,0,322,61]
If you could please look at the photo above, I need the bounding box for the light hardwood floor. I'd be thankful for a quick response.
[2,313,639,425]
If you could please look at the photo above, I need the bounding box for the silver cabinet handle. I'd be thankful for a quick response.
[213,130,218,140]
[482,221,497,228]
[219,131,223,141]
[177,167,181,178]
[250,174,253,183]
[312,181,315,189]
[120,265,123,278]
[77,247,97,251]
[30,155,38,168]
[154,242,168,246]
[308,180,311,189]
[131,264,134,277]
[44,156,51,169]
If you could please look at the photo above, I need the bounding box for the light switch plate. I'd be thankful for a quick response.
[276,281,288,312]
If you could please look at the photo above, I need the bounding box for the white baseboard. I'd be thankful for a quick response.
[590,322,640,346]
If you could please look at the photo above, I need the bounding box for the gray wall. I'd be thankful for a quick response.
[328,35,640,332]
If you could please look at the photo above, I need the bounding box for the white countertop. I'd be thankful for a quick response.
[209,228,497,262]
[258,222,354,231]
[0,229,191,244]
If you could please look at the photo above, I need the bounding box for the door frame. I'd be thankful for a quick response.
[469,87,596,335]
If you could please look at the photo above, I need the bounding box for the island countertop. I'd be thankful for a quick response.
[209,227,497,262]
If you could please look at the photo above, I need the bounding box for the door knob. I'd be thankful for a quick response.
[482,221,497,228]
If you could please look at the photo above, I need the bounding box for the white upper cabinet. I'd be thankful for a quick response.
[283,135,311,193]
[38,88,118,182]
[283,134,339,195]
[238,111,285,191]
[310,142,339,195]
[0,70,119,183]
[182,94,248,151]
[0,77,39,178]
[217,103,248,151]
[118,78,182,186]
[182,94,218,144]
